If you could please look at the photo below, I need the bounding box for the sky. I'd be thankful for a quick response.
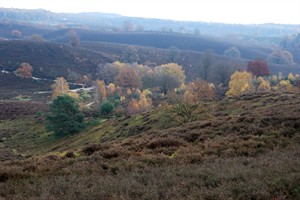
[0,0,300,24]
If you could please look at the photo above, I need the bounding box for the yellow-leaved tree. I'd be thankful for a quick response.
[127,90,153,115]
[257,77,271,93]
[52,77,79,99]
[108,83,116,97]
[226,71,253,97]
[94,80,107,106]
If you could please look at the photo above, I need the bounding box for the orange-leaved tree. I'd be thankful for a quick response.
[184,80,215,103]
[115,66,141,89]
[16,63,33,78]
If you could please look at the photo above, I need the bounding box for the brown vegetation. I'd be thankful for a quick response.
[0,91,299,199]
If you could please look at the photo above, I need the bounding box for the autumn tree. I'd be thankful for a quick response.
[288,73,295,82]
[115,66,141,89]
[97,61,123,84]
[108,83,116,97]
[226,71,253,97]
[247,60,270,77]
[16,62,33,78]
[127,99,140,115]
[51,77,79,99]
[152,63,186,94]
[138,92,152,112]
[94,80,107,106]
[127,92,152,115]
[256,77,271,93]
[184,80,215,103]
[276,80,294,92]
[224,47,241,58]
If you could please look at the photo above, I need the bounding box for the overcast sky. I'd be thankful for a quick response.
[0,0,300,24]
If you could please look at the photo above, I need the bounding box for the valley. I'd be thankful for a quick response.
[0,7,300,200]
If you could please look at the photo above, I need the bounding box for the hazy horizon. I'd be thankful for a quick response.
[0,0,300,25]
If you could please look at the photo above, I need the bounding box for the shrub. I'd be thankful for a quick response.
[100,101,115,116]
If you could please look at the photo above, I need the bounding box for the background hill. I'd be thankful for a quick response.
[45,29,273,60]
[0,40,112,79]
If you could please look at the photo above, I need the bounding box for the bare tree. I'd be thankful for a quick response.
[202,51,213,81]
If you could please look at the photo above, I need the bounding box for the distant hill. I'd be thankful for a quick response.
[0,7,299,37]
[45,29,273,61]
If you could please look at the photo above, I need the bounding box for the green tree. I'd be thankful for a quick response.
[100,101,115,116]
[46,95,85,136]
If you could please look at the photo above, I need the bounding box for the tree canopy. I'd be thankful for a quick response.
[226,71,253,97]
[247,60,270,77]
[46,95,85,136]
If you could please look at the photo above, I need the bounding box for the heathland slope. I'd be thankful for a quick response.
[46,29,273,60]
[0,92,299,199]
[0,40,112,79]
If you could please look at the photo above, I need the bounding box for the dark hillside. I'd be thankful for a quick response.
[0,23,52,39]
[46,29,273,60]
[0,73,52,100]
[0,40,113,79]
[81,41,300,77]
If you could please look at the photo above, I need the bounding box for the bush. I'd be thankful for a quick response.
[100,101,115,116]
[46,95,85,136]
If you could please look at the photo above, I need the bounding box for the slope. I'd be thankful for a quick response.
[0,40,113,79]
[0,92,299,199]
